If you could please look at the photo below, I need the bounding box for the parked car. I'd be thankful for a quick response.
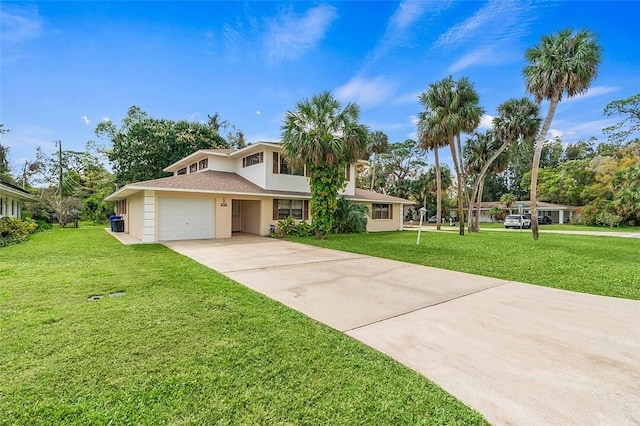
[427,215,446,223]
[538,215,552,225]
[504,214,532,229]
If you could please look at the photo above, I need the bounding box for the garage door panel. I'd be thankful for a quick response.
[158,197,215,241]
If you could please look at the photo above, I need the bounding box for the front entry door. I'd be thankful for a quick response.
[232,200,241,232]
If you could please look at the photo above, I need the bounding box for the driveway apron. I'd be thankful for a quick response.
[163,236,640,426]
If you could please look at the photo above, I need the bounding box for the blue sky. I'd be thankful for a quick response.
[1,1,639,173]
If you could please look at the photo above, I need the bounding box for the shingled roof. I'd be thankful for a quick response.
[106,171,413,204]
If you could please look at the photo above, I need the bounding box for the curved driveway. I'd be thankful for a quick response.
[164,235,640,426]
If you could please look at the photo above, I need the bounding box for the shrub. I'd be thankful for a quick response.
[332,198,368,234]
[0,217,38,247]
[276,217,314,238]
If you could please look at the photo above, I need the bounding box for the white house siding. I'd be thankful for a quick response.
[143,190,156,243]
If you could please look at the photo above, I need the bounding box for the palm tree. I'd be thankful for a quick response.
[366,131,389,191]
[500,193,516,214]
[463,98,541,232]
[524,28,602,240]
[419,76,482,236]
[281,91,367,239]
[464,131,506,232]
[417,113,448,230]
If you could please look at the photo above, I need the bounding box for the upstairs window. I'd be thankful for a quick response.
[189,162,197,173]
[372,203,393,220]
[273,152,304,176]
[177,167,187,175]
[242,152,264,168]
[199,158,208,170]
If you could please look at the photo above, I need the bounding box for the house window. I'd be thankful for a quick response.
[189,162,197,173]
[242,152,263,168]
[273,199,309,220]
[177,167,187,175]
[199,158,208,170]
[273,152,304,175]
[372,203,393,220]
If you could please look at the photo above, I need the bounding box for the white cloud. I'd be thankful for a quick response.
[409,114,420,126]
[479,114,495,130]
[435,0,543,72]
[0,6,43,43]
[335,76,395,109]
[81,115,90,125]
[264,4,337,64]
[368,0,450,65]
[256,110,262,115]
[101,117,110,122]
[565,86,617,102]
[394,91,422,105]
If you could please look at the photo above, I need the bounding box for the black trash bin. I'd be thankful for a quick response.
[113,219,124,232]
[109,215,123,232]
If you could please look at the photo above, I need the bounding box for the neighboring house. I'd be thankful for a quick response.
[452,201,578,224]
[0,181,38,218]
[105,142,413,242]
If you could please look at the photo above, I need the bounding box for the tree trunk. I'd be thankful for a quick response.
[435,146,442,231]
[370,153,376,191]
[475,180,485,231]
[530,92,560,241]
[467,139,512,233]
[449,135,464,236]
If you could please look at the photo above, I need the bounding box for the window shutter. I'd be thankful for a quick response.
[389,204,393,220]
[305,165,309,177]
[242,157,246,168]
[273,199,279,220]
[273,152,279,174]
[345,164,350,181]
[260,152,264,163]
[303,200,309,220]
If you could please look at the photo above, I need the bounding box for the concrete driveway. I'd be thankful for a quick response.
[163,235,640,426]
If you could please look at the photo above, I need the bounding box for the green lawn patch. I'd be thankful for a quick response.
[0,227,485,425]
[292,231,640,300]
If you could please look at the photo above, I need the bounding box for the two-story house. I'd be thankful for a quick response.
[0,181,38,218]
[105,142,413,242]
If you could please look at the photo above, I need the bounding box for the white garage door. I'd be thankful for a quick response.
[158,197,215,241]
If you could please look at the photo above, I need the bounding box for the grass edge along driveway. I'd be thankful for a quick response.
[291,230,640,301]
[0,226,486,425]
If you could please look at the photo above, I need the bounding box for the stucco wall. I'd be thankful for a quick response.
[127,192,144,240]
[365,202,403,232]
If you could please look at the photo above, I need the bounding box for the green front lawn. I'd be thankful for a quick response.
[292,231,640,300]
[0,227,485,425]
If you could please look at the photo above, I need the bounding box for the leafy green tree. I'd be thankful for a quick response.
[524,27,602,239]
[377,139,428,198]
[95,106,228,185]
[603,93,640,144]
[0,125,14,183]
[281,91,367,239]
[613,163,640,223]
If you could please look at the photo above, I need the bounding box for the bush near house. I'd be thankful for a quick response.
[0,217,38,247]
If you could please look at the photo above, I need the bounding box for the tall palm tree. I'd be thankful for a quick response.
[500,193,516,214]
[461,97,542,232]
[366,131,389,191]
[524,28,602,240]
[418,111,448,230]
[281,91,367,239]
[464,131,505,232]
[419,76,482,236]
